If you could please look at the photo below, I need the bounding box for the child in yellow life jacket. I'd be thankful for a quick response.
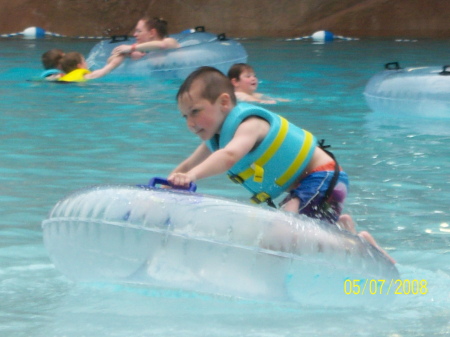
[167,66,395,263]
[58,51,123,82]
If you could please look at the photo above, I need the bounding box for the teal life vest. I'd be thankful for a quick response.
[206,103,317,204]
[40,69,63,79]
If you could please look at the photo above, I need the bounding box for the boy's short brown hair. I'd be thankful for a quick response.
[41,49,64,69]
[227,63,254,81]
[60,52,84,73]
[177,66,237,105]
[141,16,169,38]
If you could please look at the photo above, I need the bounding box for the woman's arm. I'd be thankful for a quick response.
[112,37,180,56]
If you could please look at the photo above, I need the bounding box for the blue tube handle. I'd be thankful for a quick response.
[137,177,197,192]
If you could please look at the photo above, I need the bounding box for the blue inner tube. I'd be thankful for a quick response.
[86,31,248,79]
[364,63,450,118]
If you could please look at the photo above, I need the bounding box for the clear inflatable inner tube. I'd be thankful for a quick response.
[364,62,450,118]
[42,181,399,305]
[86,30,248,79]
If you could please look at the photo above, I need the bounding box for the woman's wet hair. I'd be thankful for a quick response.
[142,17,169,38]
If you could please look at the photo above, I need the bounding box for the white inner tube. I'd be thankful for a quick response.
[42,185,399,305]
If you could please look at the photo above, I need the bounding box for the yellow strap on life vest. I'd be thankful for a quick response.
[251,164,264,183]
[275,130,314,186]
[235,116,289,183]
[250,192,271,204]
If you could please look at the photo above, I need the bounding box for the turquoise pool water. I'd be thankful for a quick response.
[1,37,449,336]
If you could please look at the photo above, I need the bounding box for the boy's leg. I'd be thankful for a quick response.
[285,197,396,263]
[358,231,396,264]
[337,214,356,233]
[282,197,300,213]
[338,214,396,264]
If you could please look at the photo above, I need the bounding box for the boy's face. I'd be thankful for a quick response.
[235,70,258,94]
[178,81,229,141]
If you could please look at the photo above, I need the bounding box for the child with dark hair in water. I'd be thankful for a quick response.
[40,49,65,80]
[228,63,289,104]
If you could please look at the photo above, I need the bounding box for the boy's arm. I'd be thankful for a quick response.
[168,117,269,187]
[171,142,212,175]
[235,91,257,102]
[236,91,276,105]
[85,55,124,80]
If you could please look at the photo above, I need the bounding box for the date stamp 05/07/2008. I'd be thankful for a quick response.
[344,279,428,295]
